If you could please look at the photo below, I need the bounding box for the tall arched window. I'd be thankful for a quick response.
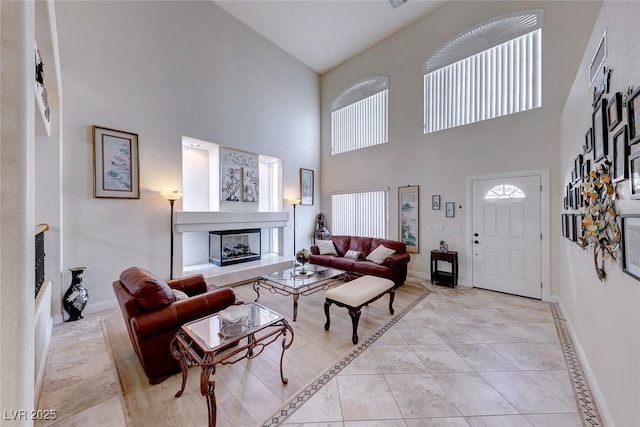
[424,10,543,134]
[331,76,389,155]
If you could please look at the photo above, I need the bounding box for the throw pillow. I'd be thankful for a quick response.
[365,245,396,264]
[316,239,338,255]
[344,249,362,260]
[172,289,189,301]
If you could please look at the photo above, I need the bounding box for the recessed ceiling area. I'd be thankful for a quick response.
[213,0,447,74]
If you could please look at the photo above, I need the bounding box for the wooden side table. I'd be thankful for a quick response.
[430,250,458,288]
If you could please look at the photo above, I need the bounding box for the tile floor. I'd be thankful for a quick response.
[37,281,591,426]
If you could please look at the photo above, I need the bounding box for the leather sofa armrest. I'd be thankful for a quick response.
[383,252,411,268]
[131,287,236,341]
[167,274,208,296]
[310,245,319,255]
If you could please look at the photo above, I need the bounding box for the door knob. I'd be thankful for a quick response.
[474,240,479,244]
[474,233,479,237]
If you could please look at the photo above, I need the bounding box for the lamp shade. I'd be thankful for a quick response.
[286,198,301,206]
[161,190,184,202]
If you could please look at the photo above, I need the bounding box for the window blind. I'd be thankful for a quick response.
[331,76,389,155]
[331,190,388,238]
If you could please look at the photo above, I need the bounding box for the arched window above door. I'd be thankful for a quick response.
[484,184,526,200]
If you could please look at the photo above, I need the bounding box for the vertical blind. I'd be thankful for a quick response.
[331,76,389,156]
[331,190,388,238]
[424,29,542,134]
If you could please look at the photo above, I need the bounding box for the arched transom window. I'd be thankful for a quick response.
[484,184,526,200]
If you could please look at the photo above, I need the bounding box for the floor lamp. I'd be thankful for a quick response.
[287,198,301,257]
[161,190,183,279]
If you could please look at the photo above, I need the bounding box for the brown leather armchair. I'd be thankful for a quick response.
[113,266,237,384]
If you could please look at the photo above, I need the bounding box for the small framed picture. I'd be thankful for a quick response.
[574,214,585,247]
[445,202,455,218]
[92,125,139,199]
[607,92,622,131]
[584,128,593,153]
[563,196,568,210]
[432,194,441,210]
[593,97,608,162]
[574,154,583,183]
[612,126,628,183]
[629,150,640,199]
[561,214,568,237]
[567,213,575,241]
[621,214,640,281]
[300,168,314,205]
[627,86,640,145]
[582,159,591,179]
[567,184,573,209]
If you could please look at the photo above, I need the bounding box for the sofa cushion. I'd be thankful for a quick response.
[316,239,338,255]
[366,245,396,264]
[344,249,362,260]
[330,236,351,256]
[120,267,176,311]
[349,236,372,257]
[329,257,358,271]
[172,289,189,301]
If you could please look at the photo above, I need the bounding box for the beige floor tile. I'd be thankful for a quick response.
[431,372,518,416]
[411,344,474,373]
[429,324,482,345]
[370,345,428,374]
[45,396,126,427]
[479,371,577,414]
[466,414,534,427]
[524,412,583,427]
[447,343,519,371]
[281,378,343,424]
[405,418,470,427]
[488,343,566,370]
[340,348,382,375]
[337,374,403,421]
[386,373,461,418]
[343,420,407,426]
[522,369,576,404]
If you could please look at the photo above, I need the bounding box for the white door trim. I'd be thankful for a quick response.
[465,169,551,301]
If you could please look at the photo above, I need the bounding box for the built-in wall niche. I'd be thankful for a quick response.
[181,136,282,213]
[180,137,285,269]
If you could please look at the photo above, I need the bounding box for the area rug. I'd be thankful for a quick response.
[261,287,432,426]
[102,279,431,426]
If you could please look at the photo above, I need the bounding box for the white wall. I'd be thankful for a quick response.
[559,2,640,424]
[56,1,319,307]
[320,1,601,287]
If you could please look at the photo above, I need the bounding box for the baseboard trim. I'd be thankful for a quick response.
[53,299,118,325]
[556,301,613,426]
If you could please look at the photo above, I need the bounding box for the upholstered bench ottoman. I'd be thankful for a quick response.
[324,275,395,344]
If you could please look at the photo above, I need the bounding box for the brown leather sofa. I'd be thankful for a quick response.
[310,236,410,287]
[113,266,237,384]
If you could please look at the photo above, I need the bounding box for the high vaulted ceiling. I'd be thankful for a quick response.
[214,0,447,74]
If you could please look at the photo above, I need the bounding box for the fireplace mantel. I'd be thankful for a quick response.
[174,211,289,233]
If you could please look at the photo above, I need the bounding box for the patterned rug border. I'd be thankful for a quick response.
[261,287,432,426]
[551,303,604,427]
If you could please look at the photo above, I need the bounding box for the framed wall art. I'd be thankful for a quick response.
[432,194,441,210]
[92,125,139,199]
[242,167,259,202]
[574,154,583,183]
[622,214,640,280]
[445,202,455,218]
[561,214,568,238]
[607,91,622,131]
[574,213,585,247]
[399,185,419,253]
[592,97,609,162]
[567,213,575,241]
[582,159,591,180]
[221,164,241,202]
[300,168,314,205]
[627,86,640,145]
[584,128,593,154]
[629,150,640,199]
[612,126,628,183]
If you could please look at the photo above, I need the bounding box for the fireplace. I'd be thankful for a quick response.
[209,229,261,266]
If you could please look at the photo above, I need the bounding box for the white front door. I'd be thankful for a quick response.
[472,175,542,299]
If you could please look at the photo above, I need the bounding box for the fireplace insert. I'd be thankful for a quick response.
[209,229,261,266]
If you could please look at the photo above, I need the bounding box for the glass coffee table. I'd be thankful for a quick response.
[171,302,293,427]
[253,265,351,321]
